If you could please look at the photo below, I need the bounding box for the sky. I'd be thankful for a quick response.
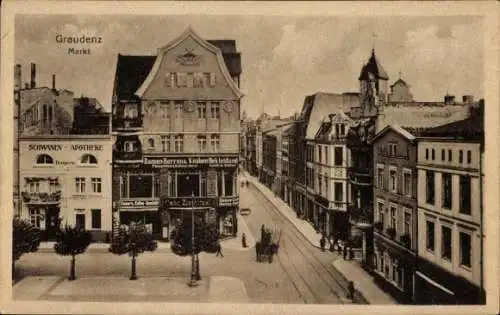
[15,15,484,118]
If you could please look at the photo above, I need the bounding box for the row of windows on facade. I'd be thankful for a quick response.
[378,143,408,158]
[376,166,413,196]
[122,134,221,153]
[164,72,216,88]
[35,154,98,165]
[425,220,473,269]
[29,208,102,230]
[306,145,345,166]
[119,170,236,199]
[136,101,223,120]
[305,167,345,202]
[425,147,473,164]
[21,104,54,130]
[373,250,405,290]
[375,202,413,237]
[425,170,472,215]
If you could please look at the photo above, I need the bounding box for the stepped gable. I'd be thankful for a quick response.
[114,41,241,102]
[358,49,389,81]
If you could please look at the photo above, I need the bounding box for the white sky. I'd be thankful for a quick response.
[15,15,484,118]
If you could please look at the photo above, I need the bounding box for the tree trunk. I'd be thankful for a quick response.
[69,254,76,281]
[195,254,201,281]
[130,252,137,280]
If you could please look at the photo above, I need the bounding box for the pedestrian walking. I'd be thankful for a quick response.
[216,242,224,258]
[261,224,265,241]
[320,235,326,252]
[348,281,355,300]
[242,233,247,248]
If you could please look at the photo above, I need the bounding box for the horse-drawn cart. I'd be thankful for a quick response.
[255,225,281,263]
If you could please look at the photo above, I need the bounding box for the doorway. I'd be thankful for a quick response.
[45,206,61,240]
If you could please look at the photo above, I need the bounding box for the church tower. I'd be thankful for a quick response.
[358,49,389,117]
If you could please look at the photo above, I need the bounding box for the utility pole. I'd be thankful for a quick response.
[188,191,198,287]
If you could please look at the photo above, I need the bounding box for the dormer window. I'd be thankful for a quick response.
[124,141,136,152]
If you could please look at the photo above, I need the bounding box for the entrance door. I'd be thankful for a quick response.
[45,207,60,240]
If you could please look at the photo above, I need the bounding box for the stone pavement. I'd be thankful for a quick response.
[242,172,397,305]
[13,275,249,302]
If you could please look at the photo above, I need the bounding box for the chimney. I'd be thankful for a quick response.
[14,64,22,91]
[52,74,56,90]
[30,63,36,89]
[444,94,455,105]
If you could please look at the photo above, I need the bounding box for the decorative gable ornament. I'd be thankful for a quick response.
[223,100,235,113]
[176,49,202,66]
[184,101,196,113]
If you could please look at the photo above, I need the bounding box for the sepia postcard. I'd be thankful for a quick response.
[1,1,499,315]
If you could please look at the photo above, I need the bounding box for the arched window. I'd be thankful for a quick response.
[148,138,155,148]
[80,154,98,164]
[36,154,54,164]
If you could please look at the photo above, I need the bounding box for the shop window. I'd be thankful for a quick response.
[91,177,102,193]
[441,225,452,261]
[224,171,234,196]
[91,209,101,229]
[459,231,472,268]
[129,174,153,198]
[29,209,42,228]
[426,220,435,252]
[81,154,98,164]
[442,173,452,209]
[36,154,54,164]
[459,175,471,215]
[75,177,86,194]
[426,171,435,205]
[75,213,85,229]
[177,173,200,197]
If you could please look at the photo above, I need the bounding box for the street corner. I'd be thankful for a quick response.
[12,276,63,300]
[208,276,249,303]
[220,214,256,252]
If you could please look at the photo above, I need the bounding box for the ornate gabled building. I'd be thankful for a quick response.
[111,28,243,240]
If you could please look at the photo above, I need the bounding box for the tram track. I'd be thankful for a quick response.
[247,184,350,304]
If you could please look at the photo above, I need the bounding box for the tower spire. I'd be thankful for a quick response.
[372,32,377,52]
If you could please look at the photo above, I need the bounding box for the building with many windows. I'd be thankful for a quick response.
[18,136,113,241]
[415,109,485,304]
[313,111,353,238]
[371,124,419,303]
[111,28,243,239]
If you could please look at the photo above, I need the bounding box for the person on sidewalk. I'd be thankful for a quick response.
[348,281,355,300]
[320,235,326,252]
[216,241,224,258]
[261,224,265,241]
[242,233,247,248]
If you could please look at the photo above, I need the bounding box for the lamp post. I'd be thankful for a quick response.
[188,191,198,287]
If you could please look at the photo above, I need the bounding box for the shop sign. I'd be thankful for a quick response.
[315,195,329,208]
[143,156,239,168]
[118,199,160,208]
[165,197,216,208]
[218,196,239,207]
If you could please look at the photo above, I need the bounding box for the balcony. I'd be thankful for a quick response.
[112,117,143,131]
[21,190,61,204]
[113,150,143,163]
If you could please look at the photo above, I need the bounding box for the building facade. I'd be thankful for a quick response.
[371,125,419,303]
[313,111,353,238]
[111,28,243,240]
[19,136,113,241]
[415,112,485,304]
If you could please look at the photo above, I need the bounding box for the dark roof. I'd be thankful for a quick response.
[114,40,241,101]
[316,121,332,139]
[358,49,389,81]
[391,78,409,88]
[419,114,484,140]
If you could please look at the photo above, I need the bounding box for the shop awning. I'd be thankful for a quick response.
[416,271,455,295]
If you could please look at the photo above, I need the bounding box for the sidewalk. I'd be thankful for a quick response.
[220,213,256,251]
[38,241,173,253]
[242,172,397,305]
[333,260,396,304]
[241,172,322,248]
